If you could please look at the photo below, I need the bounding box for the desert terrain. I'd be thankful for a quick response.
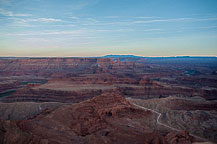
[0,56,217,144]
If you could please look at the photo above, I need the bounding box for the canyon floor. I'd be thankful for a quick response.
[0,56,217,144]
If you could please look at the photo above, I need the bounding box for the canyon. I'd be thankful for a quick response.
[0,56,217,144]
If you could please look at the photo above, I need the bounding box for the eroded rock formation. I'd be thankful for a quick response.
[0,93,198,144]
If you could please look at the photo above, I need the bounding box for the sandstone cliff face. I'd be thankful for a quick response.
[2,75,213,103]
[1,87,105,103]
[1,81,202,103]
[0,58,137,77]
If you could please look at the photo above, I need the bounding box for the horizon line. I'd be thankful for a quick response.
[0,54,217,58]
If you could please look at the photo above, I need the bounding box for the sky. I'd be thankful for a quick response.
[0,0,217,57]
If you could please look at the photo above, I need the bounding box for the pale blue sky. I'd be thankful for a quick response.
[0,0,217,57]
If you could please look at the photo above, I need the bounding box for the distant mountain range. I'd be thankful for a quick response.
[101,55,143,58]
[0,55,216,59]
[101,55,217,59]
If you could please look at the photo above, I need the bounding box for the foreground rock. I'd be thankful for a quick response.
[128,97,217,143]
[0,93,200,144]
[166,131,193,144]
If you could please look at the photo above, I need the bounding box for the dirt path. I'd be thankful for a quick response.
[132,103,209,142]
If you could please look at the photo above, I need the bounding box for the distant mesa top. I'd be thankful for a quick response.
[102,55,143,58]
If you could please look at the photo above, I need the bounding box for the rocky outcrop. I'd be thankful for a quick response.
[0,93,209,144]
[18,93,153,137]
[128,97,217,143]
[0,120,44,144]
[166,131,193,144]
[0,93,149,143]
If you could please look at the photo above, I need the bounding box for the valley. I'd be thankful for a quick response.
[0,56,217,144]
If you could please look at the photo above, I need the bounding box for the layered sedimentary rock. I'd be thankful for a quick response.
[0,102,63,120]
[0,80,19,92]
[166,131,193,144]
[0,57,217,144]
[0,93,199,144]
[1,75,215,103]
[1,57,217,102]
[0,58,138,77]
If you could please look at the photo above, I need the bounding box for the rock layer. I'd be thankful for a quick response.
[0,93,198,144]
